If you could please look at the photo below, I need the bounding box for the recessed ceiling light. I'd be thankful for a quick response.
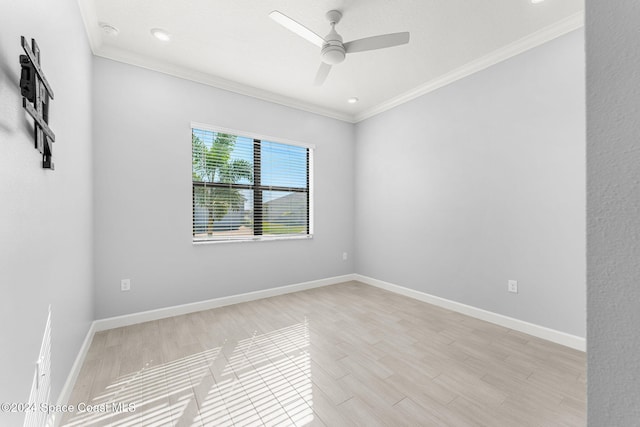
[99,22,119,37]
[150,28,171,42]
[347,97,359,104]
[530,0,544,3]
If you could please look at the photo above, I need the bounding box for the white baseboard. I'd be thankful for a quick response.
[354,274,586,352]
[51,321,96,427]
[93,274,356,332]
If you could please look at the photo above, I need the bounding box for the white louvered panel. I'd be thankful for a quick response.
[192,127,312,242]
[23,306,52,427]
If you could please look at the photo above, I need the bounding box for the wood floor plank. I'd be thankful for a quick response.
[393,397,449,427]
[384,372,457,406]
[448,395,521,427]
[308,360,352,405]
[337,372,405,408]
[305,384,352,426]
[337,397,386,427]
[61,281,585,426]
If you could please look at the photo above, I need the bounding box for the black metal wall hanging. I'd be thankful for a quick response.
[20,36,55,169]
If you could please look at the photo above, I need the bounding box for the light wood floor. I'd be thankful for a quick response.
[61,281,585,426]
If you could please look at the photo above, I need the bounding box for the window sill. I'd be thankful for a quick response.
[192,234,313,245]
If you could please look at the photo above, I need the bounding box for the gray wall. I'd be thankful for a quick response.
[92,57,355,318]
[0,0,93,422]
[586,1,640,424]
[355,30,586,337]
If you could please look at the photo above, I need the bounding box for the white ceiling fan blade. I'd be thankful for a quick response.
[344,32,410,53]
[314,63,332,86]
[269,11,325,48]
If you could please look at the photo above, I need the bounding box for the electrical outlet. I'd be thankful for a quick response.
[342,252,348,261]
[121,279,131,292]
[508,280,518,294]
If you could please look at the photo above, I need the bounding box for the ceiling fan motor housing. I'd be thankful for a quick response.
[321,19,345,65]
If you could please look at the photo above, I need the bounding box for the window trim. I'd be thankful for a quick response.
[191,123,314,244]
[191,122,316,150]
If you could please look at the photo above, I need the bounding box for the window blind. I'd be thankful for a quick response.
[192,127,312,242]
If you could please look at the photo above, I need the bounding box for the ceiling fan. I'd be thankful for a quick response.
[269,9,410,86]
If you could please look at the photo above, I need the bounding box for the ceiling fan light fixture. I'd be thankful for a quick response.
[322,45,346,65]
[150,28,171,42]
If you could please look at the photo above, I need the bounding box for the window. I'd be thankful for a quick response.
[191,125,313,243]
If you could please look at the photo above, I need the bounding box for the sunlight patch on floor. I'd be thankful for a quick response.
[62,319,313,426]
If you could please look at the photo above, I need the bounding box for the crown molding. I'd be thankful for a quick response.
[94,49,355,123]
[354,11,585,122]
[76,0,583,125]
[76,0,355,122]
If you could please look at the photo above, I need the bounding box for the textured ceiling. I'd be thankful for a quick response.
[78,0,584,122]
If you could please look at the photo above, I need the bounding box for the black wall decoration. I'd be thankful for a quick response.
[20,36,55,169]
